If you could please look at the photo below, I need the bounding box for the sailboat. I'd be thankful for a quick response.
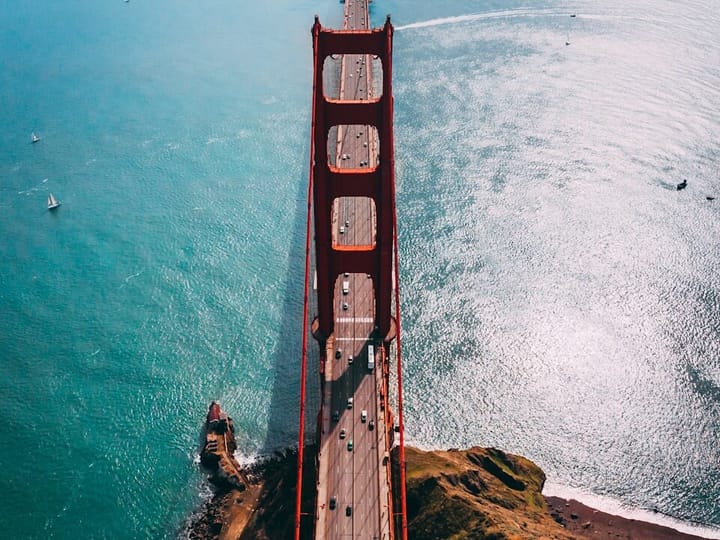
[47,193,61,210]
[31,132,41,143]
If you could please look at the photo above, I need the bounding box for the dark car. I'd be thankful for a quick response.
[332,410,339,422]
[368,420,375,431]
[345,505,352,517]
[329,496,337,510]
[335,349,342,359]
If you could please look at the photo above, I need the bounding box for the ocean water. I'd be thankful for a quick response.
[0,0,718,538]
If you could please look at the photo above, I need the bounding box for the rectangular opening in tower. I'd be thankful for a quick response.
[328,125,379,170]
[322,53,384,101]
[332,196,377,249]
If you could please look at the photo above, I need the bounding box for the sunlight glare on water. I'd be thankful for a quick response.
[393,0,720,531]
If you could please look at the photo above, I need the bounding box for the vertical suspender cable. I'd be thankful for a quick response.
[391,158,408,540]
[386,19,409,540]
[295,20,320,540]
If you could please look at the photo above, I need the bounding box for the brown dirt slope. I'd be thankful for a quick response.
[405,445,577,540]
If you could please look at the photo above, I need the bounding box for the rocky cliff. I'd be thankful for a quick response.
[186,445,574,539]
[185,445,711,539]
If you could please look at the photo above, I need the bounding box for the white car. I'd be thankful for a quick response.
[340,226,345,234]
[361,410,367,423]
[347,397,353,409]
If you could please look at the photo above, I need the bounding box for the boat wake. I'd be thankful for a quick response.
[205,137,228,145]
[124,270,144,283]
[395,8,568,31]
[18,178,49,195]
[119,270,145,289]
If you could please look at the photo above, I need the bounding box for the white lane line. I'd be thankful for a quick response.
[335,337,371,342]
[336,317,374,323]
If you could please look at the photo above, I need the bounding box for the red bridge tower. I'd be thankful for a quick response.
[310,15,397,342]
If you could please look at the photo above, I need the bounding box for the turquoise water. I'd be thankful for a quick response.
[1,0,718,538]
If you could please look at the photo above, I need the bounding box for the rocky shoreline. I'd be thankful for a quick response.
[183,445,717,540]
[184,447,316,540]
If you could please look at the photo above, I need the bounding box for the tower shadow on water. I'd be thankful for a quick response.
[259,157,317,456]
[232,137,319,539]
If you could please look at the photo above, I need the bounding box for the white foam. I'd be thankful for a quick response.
[233,451,262,468]
[543,481,720,539]
[124,269,144,283]
[395,8,560,31]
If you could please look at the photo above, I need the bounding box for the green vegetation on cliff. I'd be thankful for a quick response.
[404,446,576,540]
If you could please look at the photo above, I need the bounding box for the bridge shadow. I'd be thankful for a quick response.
[258,161,316,457]
[227,147,317,538]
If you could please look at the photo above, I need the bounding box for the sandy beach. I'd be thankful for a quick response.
[545,496,719,540]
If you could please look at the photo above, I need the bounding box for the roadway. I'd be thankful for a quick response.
[315,1,392,538]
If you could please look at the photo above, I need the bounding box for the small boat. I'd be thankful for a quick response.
[47,193,61,210]
[676,179,687,191]
[31,132,41,143]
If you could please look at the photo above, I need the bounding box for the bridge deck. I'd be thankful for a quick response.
[314,2,393,538]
